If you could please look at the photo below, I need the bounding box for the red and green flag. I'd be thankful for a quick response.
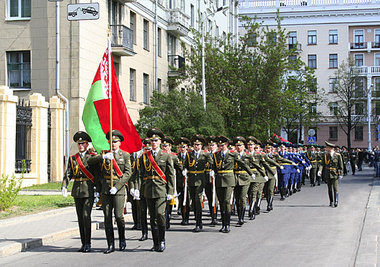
[82,49,142,153]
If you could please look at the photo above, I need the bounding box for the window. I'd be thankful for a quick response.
[354,102,365,115]
[168,34,177,55]
[143,19,149,50]
[157,78,161,92]
[130,12,136,45]
[329,78,337,92]
[375,53,380,66]
[375,29,380,48]
[355,54,364,67]
[309,103,317,114]
[329,54,338,68]
[247,33,257,47]
[308,30,317,45]
[288,31,297,49]
[355,126,363,141]
[143,73,149,104]
[308,78,317,93]
[129,68,136,101]
[354,78,365,97]
[7,51,31,89]
[158,28,162,57]
[329,102,338,116]
[329,126,338,140]
[289,55,297,65]
[374,77,380,97]
[190,4,194,28]
[354,29,364,48]
[329,30,338,44]
[8,0,31,19]
[216,26,219,38]
[268,32,277,45]
[308,55,317,69]
[375,101,380,116]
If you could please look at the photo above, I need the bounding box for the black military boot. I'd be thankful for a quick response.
[211,206,218,225]
[193,210,201,232]
[150,226,159,252]
[249,201,256,220]
[83,243,91,253]
[238,208,245,226]
[334,192,339,207]
[104,228,115,254]
[117,222,126,251]
[131,201,140,230]
[267,196,273,212]
[78,244,85,252]
[219,211,226,232]
[256,198,261,215]
[157,226,166,252]
[165,204,172,230]
[139,218,148,241]
[223,212,231,233]
[280,188,285,201]
[328,191,334,207]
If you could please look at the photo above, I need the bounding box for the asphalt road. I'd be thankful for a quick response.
[0,169,373,267]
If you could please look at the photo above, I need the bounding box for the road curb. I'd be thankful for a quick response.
[0,214,132,258]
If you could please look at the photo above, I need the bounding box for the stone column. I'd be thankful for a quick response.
[49,96,65,182]
[29,93,49,184]
[0,86,18,176]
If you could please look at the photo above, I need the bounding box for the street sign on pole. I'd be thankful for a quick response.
[67,3,99,21]
[308,136,316,144]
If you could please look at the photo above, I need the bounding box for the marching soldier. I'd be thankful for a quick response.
[263,144,282,212]
[204,136,219,225]
[305,145,319,186]
[140,128,175,252]
[175,137,190,225]
[182,134,213,232]
[318,141,344,207]
[62,131,97,253]
[128,151,141,230]
[212,136,254,233]
[88,130,131,254]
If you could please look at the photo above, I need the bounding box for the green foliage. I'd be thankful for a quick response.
[0,173,23,211]
[136,90,226,140]
[23,182,73,191]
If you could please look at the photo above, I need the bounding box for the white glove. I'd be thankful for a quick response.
[61,187,68,198]
[251,174,256,180]
[94,192,100,198]
[263,176,269,181]
[166,194,173,201]
[182,169,188,176]
[110,186,118,195]
[302,160,306,164]
[339,176,343,180]
[317,171,322,176]
[292,162,297,166]
[130,188,135,197]
[103,152,114,160]
[134,189,140,200]
[297,169,300,173]
[280,166,284,170]
[210,170,215,177]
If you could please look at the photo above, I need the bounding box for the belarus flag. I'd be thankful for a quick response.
[82,49,142,153]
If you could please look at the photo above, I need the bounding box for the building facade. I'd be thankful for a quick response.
[239,0,380,149]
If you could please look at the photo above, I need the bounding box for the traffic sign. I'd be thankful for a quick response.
[308,136,316,144]
[308,129,315,136]
[67,3,99,21]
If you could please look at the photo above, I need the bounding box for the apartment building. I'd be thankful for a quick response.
[239,0,380,148]
[1,0,236,148]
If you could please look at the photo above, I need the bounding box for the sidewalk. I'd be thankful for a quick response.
[0,203,132,257]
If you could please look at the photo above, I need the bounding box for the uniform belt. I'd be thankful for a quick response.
[74,178,90,181]
[281,163,292,165]
[234,170,247,174]
[204,169,211,172]
[104,175,120,180]
[250,168,257,172]
[143,176,161,180]
[327,167,336,170]
[311,160,317,162]
[217,170,233,174]
[188,170,205,174]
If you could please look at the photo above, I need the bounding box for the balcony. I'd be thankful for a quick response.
[167,9,190,37]
[353,66,380,76]
[288,43,302,53]
[110,25,135,56]
[119,0,136,3]
[349,41,380,52]
[168,55,185,77]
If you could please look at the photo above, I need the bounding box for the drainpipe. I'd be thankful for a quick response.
[155,0,158,91]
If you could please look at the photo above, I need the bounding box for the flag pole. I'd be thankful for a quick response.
[108,26,114,188]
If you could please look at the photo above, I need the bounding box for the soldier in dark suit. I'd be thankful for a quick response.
[183,134,213,232]
[319,141,344,207]
[141,128,175,252]
[175,137,190,225]
[62,131,96,253]
[212,136,254,233]
[88,130,131,254]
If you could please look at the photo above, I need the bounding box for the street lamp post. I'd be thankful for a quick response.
[368,82,373,151]
[201,6,228,111]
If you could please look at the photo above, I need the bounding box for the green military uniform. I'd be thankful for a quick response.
[320,141,344,207]
[263,147,282,211]
[204,136,219,225]
[305,147,319,186]
[88,130,131,254]
[316,148,323,182]
[141,128,174,252]
[62,131,96,253]
[174,138,189,225]
[129,152,141,230]
[183,134,213,232]
[212,136,253,233]
[350,150,358,175]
